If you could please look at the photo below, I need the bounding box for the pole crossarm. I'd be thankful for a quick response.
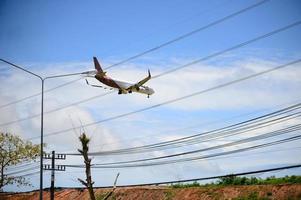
[43,153,66,160]
[43,164,66,171]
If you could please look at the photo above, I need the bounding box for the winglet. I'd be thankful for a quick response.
[93,57,104,73]
[148,69,151,78]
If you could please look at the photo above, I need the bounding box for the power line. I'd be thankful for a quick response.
[3,18,300,128]
[64,103,301,156]
[5,161,40,172]
[15,170,47,178]
[28,57,301,140]
[20,170,42,177]
[0,91,114,127]
[0,0,269,110]
[0,0,273,126]
[88,124,301,166]
[85,113,301,156]
[67,134,301,168]
[27,164,301,188]
[0,78,82,109]
[104,105,301,153]
[154,20,301,78]
[60,98,301,153]
[190,146,301,163]
[105,0,270,70]
[62,146,301,173]
[6,165,40,176]
[89,164,301,187]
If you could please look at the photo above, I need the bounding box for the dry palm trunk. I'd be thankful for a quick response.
[78,133,95,200]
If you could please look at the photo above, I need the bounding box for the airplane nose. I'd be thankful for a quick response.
[149,88,155,95]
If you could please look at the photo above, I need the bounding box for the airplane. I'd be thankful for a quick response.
[84,57,155,98]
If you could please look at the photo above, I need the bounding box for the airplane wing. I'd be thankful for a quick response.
[126,70,151,91]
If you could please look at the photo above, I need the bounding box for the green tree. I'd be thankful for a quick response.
[0,132,40,190]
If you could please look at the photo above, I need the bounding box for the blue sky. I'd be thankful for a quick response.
[1,0,301,192]
[1,0,301,63]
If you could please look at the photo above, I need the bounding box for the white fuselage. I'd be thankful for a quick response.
[95,74,154,96]
[114,80,154,95]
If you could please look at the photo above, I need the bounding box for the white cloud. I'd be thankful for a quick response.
[1,55,301,191]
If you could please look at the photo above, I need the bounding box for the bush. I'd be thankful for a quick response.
[169,175,301,188]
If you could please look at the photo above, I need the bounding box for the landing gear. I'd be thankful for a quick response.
[118,90,122,95]
[129,90,132,93]
[147,95,150,98]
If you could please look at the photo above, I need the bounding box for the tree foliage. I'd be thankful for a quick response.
[170,175,301,188]
[217,175,301,185]
[0,132,40,190]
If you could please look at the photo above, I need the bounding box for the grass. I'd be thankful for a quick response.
[233,192,270,200]
[164,190,175,200]
[96,192,116,200]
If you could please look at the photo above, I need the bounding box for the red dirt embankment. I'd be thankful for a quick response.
[1,184,301,200]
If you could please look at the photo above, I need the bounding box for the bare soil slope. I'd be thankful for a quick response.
[1,184,301,200]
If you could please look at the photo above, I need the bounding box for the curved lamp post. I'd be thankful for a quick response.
[0,59,86,200]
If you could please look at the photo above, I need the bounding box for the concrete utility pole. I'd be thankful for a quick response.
[43,152,66,200]
[51,151,55,200]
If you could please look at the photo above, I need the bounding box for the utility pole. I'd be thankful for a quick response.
[51,151,55,200]
[43,152,66,200]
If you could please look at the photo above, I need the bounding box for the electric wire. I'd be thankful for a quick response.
[28,57,301,140]
[0,78,82,109]
[0,91,114,127]
[90,164,301,187]
[1,0,300,188]
[0,0,269,110]
[3,19,300,129]
[87,124,301,166]
[75,103,301,155]
[6,165,40,176]
[6,161,40,172]
[54,164,301,188]
[61,98,301,153]
[14,170,47,178]
[64,104,301,156]
[20,170,41,177]
[153,20,301,78]
[86,113,301,156]
[0,0,273,126]
[104,0,270,70]
[62,146,301,174]
[191,146,301,163]
[66,134,301,168]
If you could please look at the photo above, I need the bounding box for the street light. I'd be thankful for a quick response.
[0,59,86,200]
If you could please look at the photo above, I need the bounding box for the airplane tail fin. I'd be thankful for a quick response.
[93,57,104,73]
